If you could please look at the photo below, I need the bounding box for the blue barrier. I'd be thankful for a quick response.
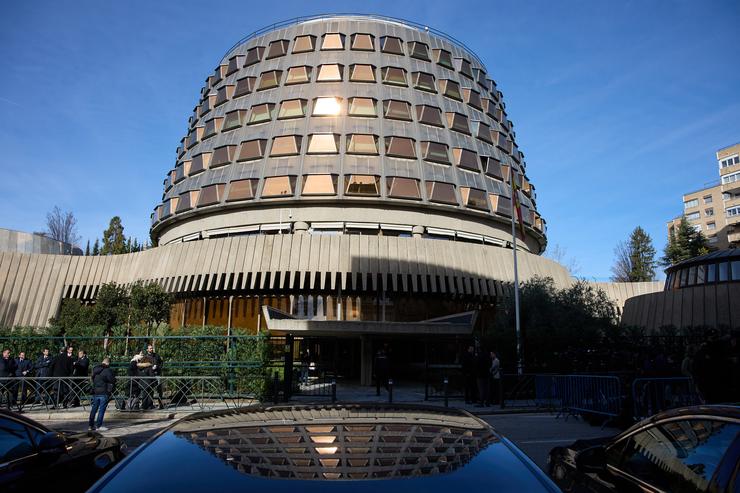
[536,375,623,418]
[631,377,702,421]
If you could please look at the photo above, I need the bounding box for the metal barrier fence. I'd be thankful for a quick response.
[537,375,623,419]
[631,377,701,421]
[424,365,464,401]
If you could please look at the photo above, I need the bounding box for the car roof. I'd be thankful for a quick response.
[0,409,50,432]
[91,403,560,492]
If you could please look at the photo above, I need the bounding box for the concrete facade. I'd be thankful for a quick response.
[0,228,75,256]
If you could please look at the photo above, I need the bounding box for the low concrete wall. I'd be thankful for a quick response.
[0,228,73,255]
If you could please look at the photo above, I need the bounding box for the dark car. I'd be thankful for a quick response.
[89,403,560,492]
[547,405,740,493]
[0,409,126,491]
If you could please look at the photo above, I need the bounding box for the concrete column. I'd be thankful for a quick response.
[412,225,424,238]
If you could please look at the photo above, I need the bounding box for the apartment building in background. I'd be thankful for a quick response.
[718,142,740,248]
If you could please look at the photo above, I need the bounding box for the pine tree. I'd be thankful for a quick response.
[661,216,711,266]
[92,239,100,256]
[84,240,90,256]
[125,237,132,253]
[611,226,657,282]
[101,216,126,255]
[132,238,140,252]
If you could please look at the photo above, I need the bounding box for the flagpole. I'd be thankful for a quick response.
[510,170,523,376]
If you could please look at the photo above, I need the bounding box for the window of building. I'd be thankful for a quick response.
[234,76,256,98]
[408,41,430,60]
[463,88,483,110]
[293,35,316,53]
[453,148,479,171]
[212,65,227,86]
[439,79,462,101]
[721,170,740,185]
[174,161,189,182]
[199,95,215,116]
[248,103,275,125]
[455,57,474,79]
[707,221,716,230]
[420,141,450,164]
[189,152,211,175]
[266,39,289,59]
[732,260,740,280]
[460,187,488,211]
[321,33,345,50]
[383,99,412,121]
[345,175,380,196]
[433,48,454,69]
[720,155,740,168]
[348,97,376,117]
[186,127,203,148]
[198,183,225,207]
[381,66,407,86]
[203,117,224,138]
[307,133,340,154]
[705,207,714,217]
[211,145,236,167]
[215,85,235,106]
[278,99,307,119]
[726,205,740,217]
[349,64,376,82]
[481,156,503,179]
[257,70,282,91]
[385,136,416,159]
[351,33,375,51]
[493,131,513,153]
[684,198,699,209]
[704,195,713,204]
[346,134,379,155]
[270,135,302,157]
[262,176,296,197]
[285,66,311,85]
[446,112,470,134]
[313,96,342,116]
[226,55,244,76]
[237,139,268,161]
[416,105,444,127]
[412,71,436,93]
[474,121,493,144]
[685,211,700,221]
[302,174,337,195]
[380,36,404,55]
[316,64,344,82]
[387,177,421,200]
[175,190,198,213]
[226,179,258,201]
[426,181,457,204]
[489,194,512,217]
[244,46,265,67]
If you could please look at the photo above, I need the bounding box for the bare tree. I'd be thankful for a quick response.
[611,240,632,282]
[545,243,581,276]
[45,206,81,247]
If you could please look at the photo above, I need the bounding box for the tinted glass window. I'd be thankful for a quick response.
[718,262,729,282]
[0,418,35,463]
[731,261,740,281]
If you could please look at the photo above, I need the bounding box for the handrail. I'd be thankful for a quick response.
[221,13,486,67]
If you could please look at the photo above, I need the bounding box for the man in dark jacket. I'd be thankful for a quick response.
[146,344,164,409]
[89,358,116,431]
[14,352,33,407]
[34,348,53,404]
[0,349,17,409]
[71,350,90,407]
[50,346,74,408]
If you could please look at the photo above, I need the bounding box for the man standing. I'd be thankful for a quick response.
[146,344,164,409]
[0,349,17,409]
[489,351,501,406]
[374,345,390,396]
[14,352,33,408]
[475,349,491,407]
[71,350,90,407]
[89,358,116,432]
[50,346,74,408]
[34,348,53,404]
[462,346,476,404]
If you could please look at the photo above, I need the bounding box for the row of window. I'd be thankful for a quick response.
[719,155,739,169]
[666,259,740,289]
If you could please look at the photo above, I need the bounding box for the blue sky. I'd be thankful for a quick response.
[1,0,739,280]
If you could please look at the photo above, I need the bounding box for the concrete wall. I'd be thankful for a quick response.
[591,281,663,317]
[0,228,73,255]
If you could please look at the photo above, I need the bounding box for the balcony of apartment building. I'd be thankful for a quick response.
[720,160,740,194]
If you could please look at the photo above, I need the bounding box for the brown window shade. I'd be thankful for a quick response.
[439,79,462,101]
[203,117,223,138]
[266,39,289,59]
[176,191,198,213]
[174,162,189,182]
[306,134,339,154]
[244,46,265,66]
[226,55,244,75]
[350,64,376,82]
[455,58,474,79]
[234,76,256,98]
[420,142,450,164]
[408,41,430,61]
[474,121,493,143]
[317,64,344,82]
[426,181,457,205]
[262,176,296,197]
[321,33,345,50]
[285,66,311,85]
[186,127,203,148]
[463,88,483,110]
[481,156,503,179]
[460,187,488,210]
[293,35,316,53]
[271,135,301,157]
[258,70,282,90]
[212,65,226,84]
[453,148,479,171]
[346,134,378,155]
[415,105,443,127]
[248,103,275,124]
[215,85,235,106]
[189,153,211,174]
[278,99,307,119]
[302,174,337,195]
[494,131,513,153]
[489,194,512,217]
[385,136,416,159]
[237,139,267,161]
[412,72,436,93]
[199,95,215,116]
[387,177,421,200]
[446,112,470,134]
[380,36,404,55]
[381,66,407,86]
[383,100,412,121]
[348,97,375,117]
[345,175,380,196]
[167,197,179,216]
[198,183,225,207]
[351,33,374,51]
[433,49,454,69]
[227,179,258,201]
[211,145,236,167]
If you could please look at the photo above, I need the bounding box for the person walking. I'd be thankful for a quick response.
[489,351,501,406]
[146,344,164,409]
[14,352,33,409]
[89,358,116,432]
[0,349,17,409]
[71,350,90,407]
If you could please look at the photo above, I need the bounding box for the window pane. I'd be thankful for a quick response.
[347,134,378,155]
[244,46,264,66]
[409,41,430,60]
[198,183,225,206]
[381,36,404,55]
[248,104,274,124]
[446,112,470,134]
[271,136,301,156]
[258,70,282,90]
[388,177,421,200]
[413,72,436,93]
[416,105,443,127]
[215,85,235,106]
[293,35,315,53]
[234,76,256,98]
[278,99,307,119]
[351,33,374,51]
[285,66,311,85]
[262,176,295,197]
[732,260,740,281]
[189,153,211,174]
[382,67,407,86]
[707,263,716,283]
[383,100,412,121]
[463,88,483,110]
[307,134,339,154]
[489,194,512,216]
[211,145,235,167]
[482,156,503,179]
[426,182,457,204]
[440,79,462,101]
[203,117,223,138]
[227,179,258,201]
[237,139,267,161]
[223,110,246,130]
[0,418,35,463]
[317,64,343,82]
[350,64,376,82]
[433,48,454,69]
[461,187,488,210]
[718,262,729,281]
[348,97,375,117]
[421,142,450,164]
[453,148,479,171]
[302,175,336,195]
[313,97,342,116]
[385,136,416,159]
[321,33,345,50]
[456,57,473,78]
[266,39,289,59]
[475,121,493,143]
[345,175,380,196]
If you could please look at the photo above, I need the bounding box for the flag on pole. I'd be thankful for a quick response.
[510,169,526,241]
